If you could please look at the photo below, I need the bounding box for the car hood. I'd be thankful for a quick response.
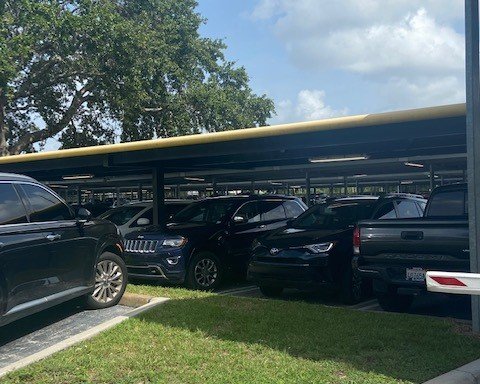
[124,222,219,240]
[260,226,352,248]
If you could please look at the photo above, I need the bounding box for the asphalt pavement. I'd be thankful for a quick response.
[0,300,131,371]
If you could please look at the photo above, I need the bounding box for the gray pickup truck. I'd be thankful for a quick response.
[353,183,469,311]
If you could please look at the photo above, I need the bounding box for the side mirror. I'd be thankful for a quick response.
[76,207,92,221]
[136,218,151,226]
[233,215,247,224]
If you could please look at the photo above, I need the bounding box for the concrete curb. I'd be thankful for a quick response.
[0,296,169,379]
[424,359,480,384]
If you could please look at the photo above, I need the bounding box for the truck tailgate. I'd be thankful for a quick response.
[359,219,469,270]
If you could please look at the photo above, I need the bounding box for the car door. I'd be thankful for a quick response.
[19,183,97,294]
[258,200,288,232]
[0,182,54,315]
[226,201,263,270]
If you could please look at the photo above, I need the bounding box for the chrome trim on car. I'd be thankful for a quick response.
[125,239,158,253]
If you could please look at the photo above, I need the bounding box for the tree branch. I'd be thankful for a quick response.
[8,86,90,154]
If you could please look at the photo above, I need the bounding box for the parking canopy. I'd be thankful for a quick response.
[0,103,467,186]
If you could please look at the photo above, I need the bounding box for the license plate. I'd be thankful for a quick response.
[406,267,426,282]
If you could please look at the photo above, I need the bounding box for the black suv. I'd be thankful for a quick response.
[247,194,427,303]
[124,195,307,289]
[0,174,127,327]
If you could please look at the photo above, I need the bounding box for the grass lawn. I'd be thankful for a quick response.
[3,284,480,384]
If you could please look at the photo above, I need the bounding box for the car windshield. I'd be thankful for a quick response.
[172,199,237,224]
[292,202,375,229]
[99,206,145,226]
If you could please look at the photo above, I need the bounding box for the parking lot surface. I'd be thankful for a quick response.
[0,300,131,371]
[221,284,472,321]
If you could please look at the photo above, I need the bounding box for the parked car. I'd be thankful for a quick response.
[124,195,307,289]
[0,173,127,327]
[247,194,427,303]
[354,183,468,312]
[98,200,191,237]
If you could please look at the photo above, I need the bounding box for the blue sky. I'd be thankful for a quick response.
[196,0,466,125]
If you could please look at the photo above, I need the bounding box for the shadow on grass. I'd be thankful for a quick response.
[140,294,480,383]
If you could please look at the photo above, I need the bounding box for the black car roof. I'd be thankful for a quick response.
[331,194,426,206]
[0,173,37,183]
[200,194,300,202]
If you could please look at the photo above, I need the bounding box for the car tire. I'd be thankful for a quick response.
[85,252,128,310]
[340,266,363,305]
[187,252,223,290]
[259,286,283,298]
[376,291,414,312]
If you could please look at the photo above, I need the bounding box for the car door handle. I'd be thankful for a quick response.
[258,224,266,229]
[46,234,61,241]
[401,231,424,240]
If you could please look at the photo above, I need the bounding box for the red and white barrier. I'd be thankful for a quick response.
[426,271,480,295]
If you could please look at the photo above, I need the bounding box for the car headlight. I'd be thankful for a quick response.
[304,242,335,254]
[162,237,187,248]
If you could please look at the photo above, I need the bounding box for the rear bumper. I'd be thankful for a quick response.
[247,255,333,289]
[353,256,469,295]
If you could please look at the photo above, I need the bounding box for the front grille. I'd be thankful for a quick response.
[125,239,158,253]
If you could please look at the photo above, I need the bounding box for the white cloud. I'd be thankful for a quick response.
[271,89,347,124]
[252,0,465,109]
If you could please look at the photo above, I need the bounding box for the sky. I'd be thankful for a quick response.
[196,0,466,125]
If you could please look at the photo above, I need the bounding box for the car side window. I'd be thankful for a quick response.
[417,201,427,214]
[235,202,260,223]
[21,183,74,222]
[283,201,304,218]
[427,190,466,217]
[395,200,421,218]
[260,201,286,222]
[372,202,397,219]
[0,183,28,225]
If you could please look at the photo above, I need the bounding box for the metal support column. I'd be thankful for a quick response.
[466,0,480,332]
[429,165,435,192]
[305,171,311,207]
[343,176,348,196]
[152,168,166,227]
[76,186,81,206]
[138,184,143,201]
[115,187,120,207]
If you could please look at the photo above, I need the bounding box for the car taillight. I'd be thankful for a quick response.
[353,227,361,254]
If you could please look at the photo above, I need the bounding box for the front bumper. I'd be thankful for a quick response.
[247,249,333,289]
[125,248,186,283]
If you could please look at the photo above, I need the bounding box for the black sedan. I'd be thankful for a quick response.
[247,194,426,303]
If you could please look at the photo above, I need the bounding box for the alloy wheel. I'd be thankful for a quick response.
[92,259,124,304]
[194,258,218,288]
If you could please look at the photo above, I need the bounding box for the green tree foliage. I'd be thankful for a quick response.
[0,0,275,155]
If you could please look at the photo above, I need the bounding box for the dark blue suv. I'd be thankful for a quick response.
[124,195,307,289]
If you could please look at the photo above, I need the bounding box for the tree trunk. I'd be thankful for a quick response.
[0,88,9,156]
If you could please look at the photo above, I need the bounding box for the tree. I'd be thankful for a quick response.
[0,0,275,155]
